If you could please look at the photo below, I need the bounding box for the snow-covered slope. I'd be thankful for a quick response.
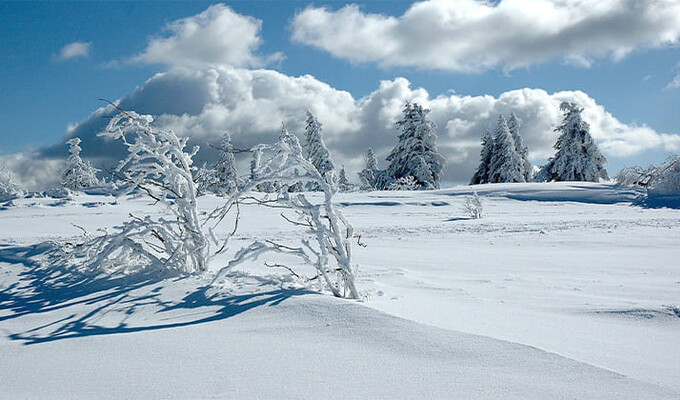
[1,182,678,398]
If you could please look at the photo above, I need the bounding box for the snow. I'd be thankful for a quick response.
[1,182,679,398]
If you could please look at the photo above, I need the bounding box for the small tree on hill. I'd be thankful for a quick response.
[507,113,533,181]
[539,102,608,182]
[359,147,380,190]
[470,130,494,185]
[386,102,446,190]
[488,115,525,183]
[213,133,239,195]
[61,137,100,190]
[0,164,21,201]
[304,111,336,189]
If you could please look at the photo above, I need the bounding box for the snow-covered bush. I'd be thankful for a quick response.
[386,102,446,190]
[61,137,100,190]
[0,164,22,201]
[615,166,655,187]
[210,129,359,299]
[64,110,209,274]
[647,155,680,196]
[194,162,219,196]
[538,102,608,182]
[389,175,419,191]
[462,191,483,219]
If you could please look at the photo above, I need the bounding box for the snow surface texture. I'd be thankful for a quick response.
[1,182,679,398]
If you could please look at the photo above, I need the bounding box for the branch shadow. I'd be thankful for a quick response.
[0,243,311,345]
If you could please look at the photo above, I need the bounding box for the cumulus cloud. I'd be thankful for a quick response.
[56,41,91,61]
[292,0,680,72]
[8,66,671,191]
[130,4,278,68]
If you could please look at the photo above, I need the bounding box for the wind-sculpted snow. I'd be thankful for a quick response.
[0,183,679,397]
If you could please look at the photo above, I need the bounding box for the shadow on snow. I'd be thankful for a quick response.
[0,243,311,345]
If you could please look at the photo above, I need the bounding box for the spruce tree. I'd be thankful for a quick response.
[386,102,446,189]
[304,111,336,186]
[61,137,100,190]
[488,115,525,183]
[506,113,533,181]
[540,102,608,182]
[213,133,239,194]
[470,130,494,185]
[359,147,380,189]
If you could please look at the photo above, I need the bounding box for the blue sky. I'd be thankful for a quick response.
[1,1,679,188]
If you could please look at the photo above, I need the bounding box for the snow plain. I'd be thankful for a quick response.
[0,182,678,398]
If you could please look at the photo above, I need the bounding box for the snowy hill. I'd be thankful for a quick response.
[1,182,678,398]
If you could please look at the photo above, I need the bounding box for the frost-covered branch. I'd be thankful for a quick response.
[210,127,359,299]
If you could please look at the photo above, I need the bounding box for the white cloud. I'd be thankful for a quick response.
[10,66,671,191]
[56,41,91,61]
[665,62,680,89]
[292,0,680,72]
[131,4,276,68]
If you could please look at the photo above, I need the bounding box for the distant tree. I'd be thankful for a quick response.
[506,113,533,181]
[488,115,525,183]
[0,164,21,201]
[647,155,680,196]
[359,147,380,190]
[61,137,100,190]
[337,166,353,192]
[386,102,446,190]
[538,102,608,182]
[470,130,494,185]
[194,162,219,196]
[304,111,336,189]
[213,133,239,195]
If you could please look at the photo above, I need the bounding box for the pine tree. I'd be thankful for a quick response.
[539,102,608,182]
[213,133,239,194]
[61,137,100,190]
[304,111,336,188]
[470,130,494,185]
[337,166,352,192]
[364,147,378,171]
[386,102,446,190]
[359,147,380,189]
[488,115,525,183]
[506,113,533,181]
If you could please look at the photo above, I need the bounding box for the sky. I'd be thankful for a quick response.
[1,0,679,189]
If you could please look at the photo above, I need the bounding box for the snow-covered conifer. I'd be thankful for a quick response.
[61,137,100,190]
[337,166,353,192]
[506,113,533,181]
[304,111,336,188]
[0,164,21,201]
[359,147,380,190]
[539,102,608,182]
[213,133,239,195]
[647,155,680,196]
[488,115,525,183]
[470,130,494,185]
[386,102,446,190]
